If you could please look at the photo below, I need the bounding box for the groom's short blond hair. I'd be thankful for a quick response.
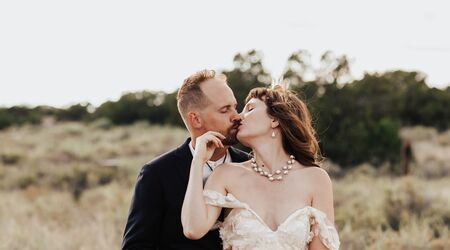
[177,69,227,126]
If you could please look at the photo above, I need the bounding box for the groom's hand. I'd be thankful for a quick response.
[193,131,225,163]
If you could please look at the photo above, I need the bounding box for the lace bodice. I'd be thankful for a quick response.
[203,190,340,250]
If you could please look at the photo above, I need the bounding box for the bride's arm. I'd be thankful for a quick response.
[181,131,226,240]
[309,168,337,250]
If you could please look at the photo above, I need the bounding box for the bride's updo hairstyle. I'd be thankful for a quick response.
[245,84,321,168]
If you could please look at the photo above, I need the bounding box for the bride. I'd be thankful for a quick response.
[181,84,340,250]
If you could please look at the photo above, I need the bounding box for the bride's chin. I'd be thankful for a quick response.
[236,133,251,148]
[236,132,243,141]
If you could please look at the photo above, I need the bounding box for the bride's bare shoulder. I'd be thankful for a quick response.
[297,167,334,201]
[206,161,251,188]
[301,166,332,184]
[213,161,252,176]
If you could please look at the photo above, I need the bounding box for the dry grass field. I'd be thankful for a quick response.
[0,121,449,249]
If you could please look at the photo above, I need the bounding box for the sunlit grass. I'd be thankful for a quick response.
[0,122,449,249]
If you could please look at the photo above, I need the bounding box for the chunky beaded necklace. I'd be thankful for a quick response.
[250,155,295,182]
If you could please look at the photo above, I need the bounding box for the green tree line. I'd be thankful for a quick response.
[1,50,449,168]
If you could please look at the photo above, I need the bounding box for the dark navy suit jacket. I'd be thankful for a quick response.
[122,138,248,250]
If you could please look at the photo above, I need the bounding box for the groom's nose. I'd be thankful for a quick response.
[231,112,241,123]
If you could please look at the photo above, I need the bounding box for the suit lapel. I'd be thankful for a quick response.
[174,138,193,186]
[229,146,249,163]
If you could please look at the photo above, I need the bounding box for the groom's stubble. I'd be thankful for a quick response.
[221,119,242,146]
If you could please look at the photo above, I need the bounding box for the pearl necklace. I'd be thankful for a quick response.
[251,155,295,181]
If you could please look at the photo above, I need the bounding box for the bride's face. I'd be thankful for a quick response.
[237,98,273,146]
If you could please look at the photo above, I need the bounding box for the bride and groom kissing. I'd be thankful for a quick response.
[122,69,340,250]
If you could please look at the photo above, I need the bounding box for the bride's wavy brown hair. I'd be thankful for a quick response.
[245,85,322,168]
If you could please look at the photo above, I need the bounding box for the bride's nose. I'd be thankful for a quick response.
[238,111,244,119]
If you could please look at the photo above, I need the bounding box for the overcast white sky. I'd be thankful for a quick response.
[1,0,449,108]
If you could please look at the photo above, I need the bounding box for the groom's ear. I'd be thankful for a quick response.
[187,111,203,129]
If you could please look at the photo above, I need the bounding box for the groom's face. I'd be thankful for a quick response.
[199,79,240,145]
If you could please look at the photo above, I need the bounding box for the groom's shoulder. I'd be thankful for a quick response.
[140,147,180,174]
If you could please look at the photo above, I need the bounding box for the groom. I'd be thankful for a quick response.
[122,69,248,250]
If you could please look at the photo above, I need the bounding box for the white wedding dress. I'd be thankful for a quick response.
[203,189,340,250]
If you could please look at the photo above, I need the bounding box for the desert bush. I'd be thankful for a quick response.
[0,153,22,165]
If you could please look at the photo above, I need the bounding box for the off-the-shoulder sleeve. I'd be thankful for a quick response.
[307,207,341,250]
[203,189,248,209]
